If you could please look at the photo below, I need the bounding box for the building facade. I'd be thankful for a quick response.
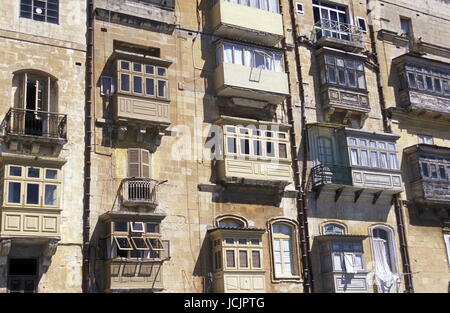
[0,0,449,293]
[0,0,86,292]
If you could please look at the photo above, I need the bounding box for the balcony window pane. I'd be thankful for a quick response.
[371,151,379,168]
[240,139,250,155]
[325,55,335,65]
[348,71,356,87]
[8,182,21,203]
[338,69,346,86]
[44,184,57,206]
[361,150,369,166]
[253,140,262,156]
[26,183,39,205]
[434,78,442,93]
[266,142,275,157]
[359,139,367,146]
[145,78,155,96]
[255,52,265,69]
[158,80,167,98]
[443,81,450,96]
[421,163,429,177]
[357,72,366,89]
[356,61,364,71]
[114,221,128,232]
[439,165,446,179]
[226,250,235,267]
[239,250,248,268]
[417,75,425,90]
[224,44,233,64]
[430,164,438,178]
[260,0,268,10]
[370,141,377,148]
[121,61,130,70]
[336,58,344,67]
[345,59,354,69]
[146,65,154,75]
[350,149,359,165]
[380,152,389,169]
[10,166,22,177]
[274,54,283,72]
[146,223,159,233]
[425,76,433,91]
[244,49,254,67]
[390,153,399,169]
[133,63,142,72]
[28,168,40,178]
[234,47,244,65]
[133,76,142,93]
[327,67,336,84]
[388,143,396,151]
[227,137,237,153]
[252,251,261,268]
[378,142,386,150]
[279,143,287,158]
[407,72,417,88]
[157,67,166,76]
[265,54,274,71]
[121,74,130,92]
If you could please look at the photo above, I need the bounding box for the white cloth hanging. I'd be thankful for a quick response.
[344,253,357,273]
[373,238,400,293]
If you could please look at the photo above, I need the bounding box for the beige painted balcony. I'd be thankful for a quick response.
[211,0,284,46]
[213,63,289,104]
[0,208,60,238]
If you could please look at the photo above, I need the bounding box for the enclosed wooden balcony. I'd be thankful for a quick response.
[0,208,60,239]
[213,63,289,105]
[313,19,364,52]
[404,144,450,205]
[211,0,284,46]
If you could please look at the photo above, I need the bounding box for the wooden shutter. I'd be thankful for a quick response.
[18,73,27,109]
[128,148,140,177]
[141,149,151,178]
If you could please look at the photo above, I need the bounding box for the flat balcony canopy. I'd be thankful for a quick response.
[214,63,289,104]
[1,108,67,145]
[313,19,364,52]
[211,0,284,46]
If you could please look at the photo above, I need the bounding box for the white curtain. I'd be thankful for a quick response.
[224,44,233,64]
[250,0,259,8]
[260,0,269,11]
[268,0,279,13]
[234,46,243,65]
[373,239,400,293]
[274,54,283,72]
[244,49,254,67]
[344,253,357,273]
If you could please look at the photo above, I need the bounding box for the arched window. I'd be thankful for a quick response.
[318,136,334,164]
[271,222,297,277]
[323,223,346,235]
[216,215,247,229]
[371,226,399,293]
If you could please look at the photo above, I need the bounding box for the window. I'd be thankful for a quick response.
[323,223,345,235]
[313,0,351,41]
[223,125,289,160]
[130,222,145,233]
[100,76,114,96]
[347,137,399,170]
[356,17,367,33]
[400,17,412,38]
[401,63,450,97]
[4,164,60,207]
[318,137,334,164]
[419,154,450,181]
[127,149,151,178]
[371,226,399,293]
[271,223,297,277]
[296,3,304,15]
[219,0,279,13]
[118,60,169,100]
[20,0,59,24]
[217,42,284,73]
[418,135,434,145]
[218,218,245,228]
[321,55,366,90]
[331,241,364,273]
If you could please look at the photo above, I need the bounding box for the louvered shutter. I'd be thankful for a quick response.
[141,149,151,178]
[128,148,140,177]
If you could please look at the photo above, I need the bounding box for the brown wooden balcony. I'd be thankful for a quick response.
[2,108,67,144]
[120,178,166,208]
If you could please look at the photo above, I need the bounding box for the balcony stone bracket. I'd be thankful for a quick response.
[324,107,368,128]
[42,239,59,267]
[2,137,64,157]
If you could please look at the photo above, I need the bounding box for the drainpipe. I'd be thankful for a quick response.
[367,4,414,293]
[281,0,314,293]
[83,0,94,293]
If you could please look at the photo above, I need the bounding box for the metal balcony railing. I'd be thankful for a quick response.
[313,19,362,43]
[2,108,67,140]
[311,164,352,188]
[121,178,167,207]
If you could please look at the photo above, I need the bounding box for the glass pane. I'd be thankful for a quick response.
[226,250,235,267]
[157,67,166,76]
[234,47,243,66]
[45,169,58,179]
[407,72,417,88]
[146,223,159,233]
[227,137,237,153]
[28,168,40,178]
[133,63,142,72]
[371,151,379,168]
[333,253,343,271]
[133,76,142,93]
[351,149,359,165]
[255,52,265,69]
[361,150,369,166]
[434,78,442,93]
[116,237,132,249]
[121,61,130,70]
[121,74,130,91]
[348,71,356,87]
[357,72,366,89]
[253,140,262,156]
[114,221,128,232]
[8,182,21,203]
[430,164,438,178]
[439,165,446,179]
[44,185,57,206]
[390,153,399,169]
[145,78,155,95]
[279,143,287,158]
[252,251,261,268]
[421,163,429,177]
[146,65,154,75]
[10,166,22,177]
[240,139,250,155]
[266,142,275,157]
[380,152,389,168]
[417,75,425,90]
[158,80,167,98]
[327,67,336,84]
[239,251,248,268]
[26,183,39,204]
[425,76,433,91]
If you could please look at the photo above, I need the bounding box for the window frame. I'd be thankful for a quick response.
[270,221,300,279]
[19,0,59,24]
[347,137,399,170]
[321,54,367,91]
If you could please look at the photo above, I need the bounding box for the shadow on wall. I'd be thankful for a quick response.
[192,232,214,293]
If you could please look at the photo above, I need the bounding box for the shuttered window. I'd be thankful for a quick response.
[127,148,151,178]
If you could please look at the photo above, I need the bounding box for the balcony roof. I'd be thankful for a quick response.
[215,115,291,129]
[404,143,450,156]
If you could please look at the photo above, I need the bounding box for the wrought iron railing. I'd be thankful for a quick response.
[311,164,352,187]
[313,19,362,43]
[121,178,167,207]
[2,108,67,140]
